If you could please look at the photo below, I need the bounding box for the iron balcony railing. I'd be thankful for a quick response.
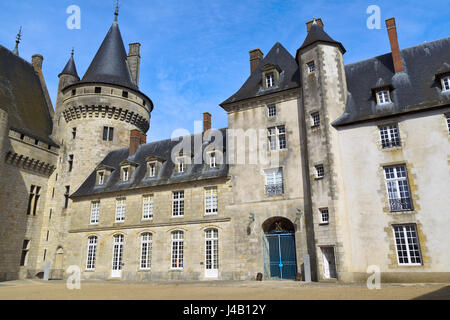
[389,198,413,212]
[266,183,284,196]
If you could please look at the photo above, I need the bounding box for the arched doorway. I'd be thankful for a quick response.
[262,217,297,280]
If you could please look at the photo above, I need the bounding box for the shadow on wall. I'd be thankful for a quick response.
[412,286,450,300]
[0,139,36,281]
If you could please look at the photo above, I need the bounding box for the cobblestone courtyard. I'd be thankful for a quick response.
[0,280,449,300]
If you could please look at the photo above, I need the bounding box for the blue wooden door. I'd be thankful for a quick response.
[263,232,297,280]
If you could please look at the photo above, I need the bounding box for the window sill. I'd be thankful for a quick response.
[142,218,153,222]
[172,215,184,219]
[138,269,151,272]
[319,223,329,226]
[169,268,184,272]
[205,213,218,217]
[315,177,324,181]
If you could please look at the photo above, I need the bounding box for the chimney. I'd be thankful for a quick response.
[306,18,324,32]
[203,112,211,134]
[385,18,403,73]
[127,43,141,87]
[32,54,43,71]
[249,49,263,74]
[129,130,146,156]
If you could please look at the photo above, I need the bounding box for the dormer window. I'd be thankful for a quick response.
[261,64,281,90]
[122,167,129,181]
[307,61,315,73]
[442,76,450,92]
[148,163,156,177]
[266,73,275,88]
[210,152,217,168]
[119,161,138,182]
[178,158,185,173]
[98,171,105,185]
[376,90,391,104]
[122,91,129,98]
[95,165,113,185]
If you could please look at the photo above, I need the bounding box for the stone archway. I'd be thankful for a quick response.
[262,217,297,280]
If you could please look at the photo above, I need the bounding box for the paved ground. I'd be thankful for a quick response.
[0,280,449,300]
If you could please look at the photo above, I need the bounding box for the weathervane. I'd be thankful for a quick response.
[114,0,119,23]
[13,26,22,55]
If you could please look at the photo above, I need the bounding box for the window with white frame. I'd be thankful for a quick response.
[140,233,152,270]
[268,126,287,151]
[442,76,450,92]
[377,90,391,104]
[90,201,100,225]
[148,163,156,177]
[320,208,329,224]
[115,198,126,222]
[268,105,276,117]
[205,229,219,272]
[178,158,186,173]
[121,167,130,181]
[265,168,284,196]
[315,165,324,179]
[171,231,184,269]
[384,165,413,212]
[209,152,217,168]
[86,236,98,270]
[142,195,153,220]
[266,73,275,88]
[205,187,218,215]
[311,112,320,127]
[172,191,184,217]
[98,171,105,185]
[393,225,422,266]
[307,61,315,73]
[379,124,401,148]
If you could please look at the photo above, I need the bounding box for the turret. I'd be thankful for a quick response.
[296,18,348,282]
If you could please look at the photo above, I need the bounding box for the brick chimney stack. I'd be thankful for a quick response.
[249,49,263,74]
[129,130,146,156]
[385,18,403,73]
[203,112,211,134]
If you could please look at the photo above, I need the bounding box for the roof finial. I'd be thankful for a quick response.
[114,0,119,23]
[312,18,317,25]
[71,47,74,57]
[13,26,22,56]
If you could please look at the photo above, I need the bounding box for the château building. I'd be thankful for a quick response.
[0,8,449,283]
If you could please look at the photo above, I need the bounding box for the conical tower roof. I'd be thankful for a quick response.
[297,21,346,55]
[59,49,79,79]
[80,21,137,90]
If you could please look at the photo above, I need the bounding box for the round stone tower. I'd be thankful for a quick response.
[53,11,153,193]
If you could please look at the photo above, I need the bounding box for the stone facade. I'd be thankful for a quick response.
[1,14,449,284]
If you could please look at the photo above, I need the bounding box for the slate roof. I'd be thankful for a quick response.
[220,42,301,106]
[297,22,346,55]
[334,36,450,126]
[71,129,229,198]
[59,52,79,79]
[0,45,57,146]
[80,22,138,91]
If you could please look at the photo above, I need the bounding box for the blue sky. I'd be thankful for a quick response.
[0,0,449,142]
